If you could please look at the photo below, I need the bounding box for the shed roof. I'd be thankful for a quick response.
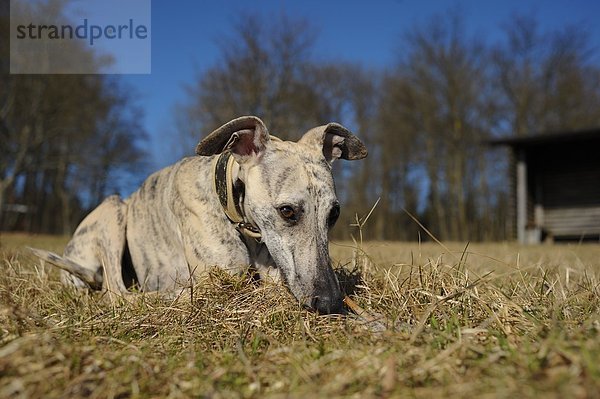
[489,128,600,148]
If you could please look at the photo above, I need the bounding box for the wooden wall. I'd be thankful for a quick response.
[524,137,600,241]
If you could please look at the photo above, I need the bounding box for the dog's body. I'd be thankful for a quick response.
[30,116,367,314]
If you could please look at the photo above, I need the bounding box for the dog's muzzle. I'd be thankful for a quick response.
[310,264,345,315]
[311,295,345,315]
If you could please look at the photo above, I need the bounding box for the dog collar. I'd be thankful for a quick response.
[213,151,262,241]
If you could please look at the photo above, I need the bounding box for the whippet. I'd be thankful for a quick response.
[29,116,367,314]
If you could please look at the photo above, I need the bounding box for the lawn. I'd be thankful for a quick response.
[1,233,599,398]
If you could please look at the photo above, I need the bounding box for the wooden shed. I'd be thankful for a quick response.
[491,129,600,243]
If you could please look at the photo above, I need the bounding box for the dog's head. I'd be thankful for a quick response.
[196,116,367,314]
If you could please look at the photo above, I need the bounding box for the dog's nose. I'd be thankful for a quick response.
[311,295,346,315]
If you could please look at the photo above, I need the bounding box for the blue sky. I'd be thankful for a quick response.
[114,0,600,169]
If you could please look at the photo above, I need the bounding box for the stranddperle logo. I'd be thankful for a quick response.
[15,19,149,46]
[10,0,151,74]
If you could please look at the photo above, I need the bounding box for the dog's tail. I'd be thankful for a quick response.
[27,247,102,289]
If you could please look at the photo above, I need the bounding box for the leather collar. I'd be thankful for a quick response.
[213,151,262,241]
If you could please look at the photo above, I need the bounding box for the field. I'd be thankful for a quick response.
[1,233,599,398]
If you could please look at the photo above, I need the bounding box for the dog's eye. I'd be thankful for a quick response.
[328,203,340,228]
[278,206,297,221]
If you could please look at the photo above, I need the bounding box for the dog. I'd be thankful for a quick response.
[29,116,367,314]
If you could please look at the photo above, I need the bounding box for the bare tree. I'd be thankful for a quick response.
[492,14,600,136]
[177,13,321,147]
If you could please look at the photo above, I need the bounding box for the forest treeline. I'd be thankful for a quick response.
[3,4,600,240]
[0,1,146,234]
[176,12,600,241]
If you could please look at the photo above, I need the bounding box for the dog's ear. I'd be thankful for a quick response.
[195,116,270,161]
[299,123,368,163]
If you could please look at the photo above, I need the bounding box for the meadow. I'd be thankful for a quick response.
[0,233,599,398]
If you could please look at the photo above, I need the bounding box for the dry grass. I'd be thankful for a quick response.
[1,233,599,398]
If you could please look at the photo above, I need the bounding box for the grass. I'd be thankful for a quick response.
[0,232,599,398]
